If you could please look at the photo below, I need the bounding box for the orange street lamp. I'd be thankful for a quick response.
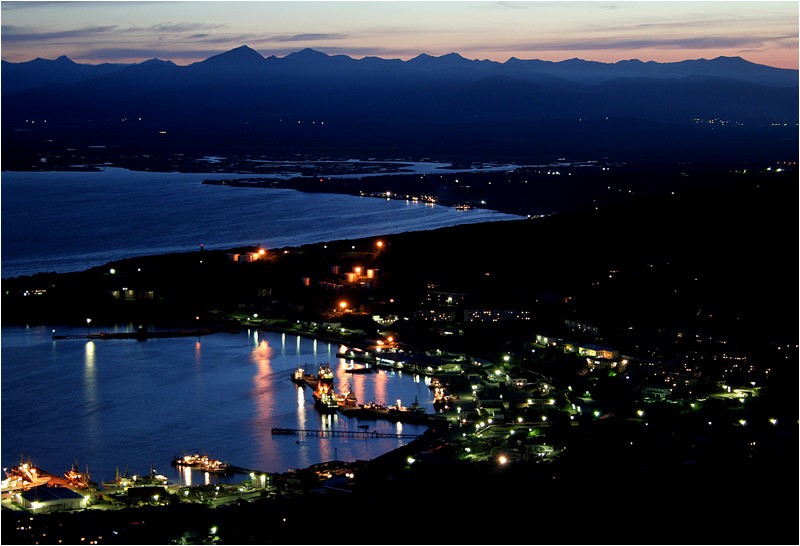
[376,240,384,248]
[338,301,348,310]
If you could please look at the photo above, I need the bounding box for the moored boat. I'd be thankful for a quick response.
[64,461,95,489]
[101,465,168,490]
[172,452,204,468]
[313,383,339,413]
[2,461,51,492]
[290,367,319,389]
[201,459,232,474]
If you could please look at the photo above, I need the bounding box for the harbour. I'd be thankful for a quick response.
[1,325,437,486]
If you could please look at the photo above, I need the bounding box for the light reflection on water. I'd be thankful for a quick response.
[1,326,435,487]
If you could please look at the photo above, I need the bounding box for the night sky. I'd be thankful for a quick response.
[2,0,797,68]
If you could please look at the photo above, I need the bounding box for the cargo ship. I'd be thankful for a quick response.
[1,460,51,492]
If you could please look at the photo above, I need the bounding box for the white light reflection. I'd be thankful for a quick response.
[83,341,99,442]
[296,385,307,426]
[250,339,278,467]
[194,340,202,372]
[182,466,192,487]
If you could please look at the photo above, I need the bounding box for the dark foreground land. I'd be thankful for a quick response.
[2,166,798,545]
[3,433,796,545]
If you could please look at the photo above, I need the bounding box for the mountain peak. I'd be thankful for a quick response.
[197,45,265,67]
[709,55,749,64]
[283,48,329,61]
[140,58,176,66]
[407,52,471,66]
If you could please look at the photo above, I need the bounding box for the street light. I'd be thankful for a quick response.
[86,318,92,336]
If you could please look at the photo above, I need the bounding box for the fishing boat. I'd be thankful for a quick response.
[290,367,319,389]
[64,461,95,489]
[172,452,231,474]
[313,383,339,413]
[200,458,232,475]
[388,397,426,415]
[171,452,205,468]
[101,465,168,490]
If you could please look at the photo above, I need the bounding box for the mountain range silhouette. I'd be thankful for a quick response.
[2,46,797,162]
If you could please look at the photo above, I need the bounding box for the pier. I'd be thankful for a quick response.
[271,428,421,439]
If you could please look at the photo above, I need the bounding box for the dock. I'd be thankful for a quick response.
[271,428,421,439]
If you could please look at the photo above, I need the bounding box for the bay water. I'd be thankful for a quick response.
[1,325,437,485]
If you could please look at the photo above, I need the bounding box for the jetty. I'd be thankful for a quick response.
[271,428,421,440]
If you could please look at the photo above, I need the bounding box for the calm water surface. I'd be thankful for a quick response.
[1,325,438,485]
[1,167,520,278]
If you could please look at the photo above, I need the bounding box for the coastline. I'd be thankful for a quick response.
[1,167,520,279]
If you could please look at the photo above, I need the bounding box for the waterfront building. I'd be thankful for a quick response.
[17,487,87,513]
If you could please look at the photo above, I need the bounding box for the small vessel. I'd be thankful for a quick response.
[290,367,319,389]
[290,367,306,384]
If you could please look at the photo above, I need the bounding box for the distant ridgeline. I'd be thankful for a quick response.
[2,46,798,162]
